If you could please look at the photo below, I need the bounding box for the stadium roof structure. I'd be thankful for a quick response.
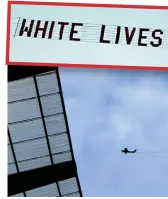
[8,65,83,197]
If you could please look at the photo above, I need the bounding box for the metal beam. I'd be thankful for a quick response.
[56,68,83,197]
[8,161,77,196]
[33,74,62,196]
[8,129,26,197]
[8,65,55,82]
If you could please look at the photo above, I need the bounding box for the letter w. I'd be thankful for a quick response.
[19,19,34,37]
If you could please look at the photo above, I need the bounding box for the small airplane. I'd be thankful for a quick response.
[121,148,137,154]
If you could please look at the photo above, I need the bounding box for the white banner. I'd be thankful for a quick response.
[7,2,168,68]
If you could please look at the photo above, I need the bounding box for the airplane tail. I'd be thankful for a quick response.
[121,150,126,154]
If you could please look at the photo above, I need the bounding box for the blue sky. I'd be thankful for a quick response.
[59,67,168,197]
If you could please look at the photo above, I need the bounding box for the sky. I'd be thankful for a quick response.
[59,67,168,197]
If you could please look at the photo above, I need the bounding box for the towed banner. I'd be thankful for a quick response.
[7,1,168,69]
[15,18,165,48]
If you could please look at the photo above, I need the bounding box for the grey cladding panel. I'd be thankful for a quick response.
[45,114,66,135]
[11,193,25,197]
[9,119,45,143]
[8,77,36,102]
[64,192,80,197]
[49,134,70,154]
[18,156,51,172]
[26,183,59,197]
[13,137,49,161]
[52,151,72,164]
[8,163,17,175]
[8,98,41,123]
[41,94,63,116]
[59,177,79,195]
[8,145,14,164]
[36,72,59,95]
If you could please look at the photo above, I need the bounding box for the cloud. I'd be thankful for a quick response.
[59,68,168,197]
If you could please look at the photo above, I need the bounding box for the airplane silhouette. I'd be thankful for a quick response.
[121,148,137,154]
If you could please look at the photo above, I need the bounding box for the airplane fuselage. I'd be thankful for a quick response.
[121,149,137,154]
